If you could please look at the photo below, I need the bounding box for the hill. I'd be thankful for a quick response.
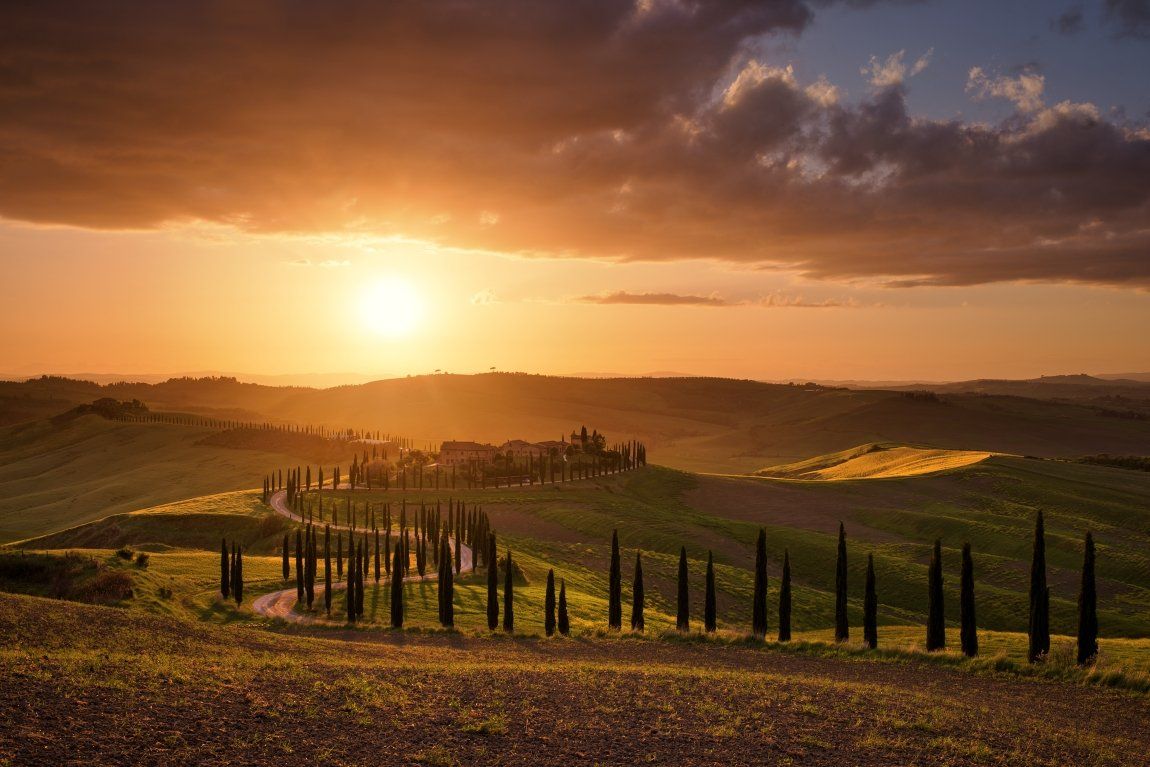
[5,373,1150,474]
[757,444,994,480]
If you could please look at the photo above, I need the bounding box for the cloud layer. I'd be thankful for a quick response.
[2,1,1149,288]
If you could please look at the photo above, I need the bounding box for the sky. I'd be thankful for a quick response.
[1,0,1148,382]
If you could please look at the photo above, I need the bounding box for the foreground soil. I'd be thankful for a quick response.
[0,593,1147,767]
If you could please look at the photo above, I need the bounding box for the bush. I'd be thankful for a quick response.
[158,586,173,600]
[134,552,150,569]
[115,546,134,560]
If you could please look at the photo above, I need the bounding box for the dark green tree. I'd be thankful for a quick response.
[608,529,622,630]
[282,533,290,581]
[220,538,230,599]
[441,536,454,628]
[834,522,849,642]
[1028,511,1050,662]
[390,543,404,628]
[778,549,792,642]
[631,551,644,632]
[752,528,767,639]
[503,549,514,633]
[486,533,499,631]
[295,528,304,603]
[324,525,332,617]
[863,553,877,650]
[346,544,357,624]
[232,546,243,606]
[545,568,556,637]
[1077,531,1098,665]
[927,539,945,651]
[558,579,570,636]
[960,542,978,658]
[704,550,717,633]
[676,546,689,632]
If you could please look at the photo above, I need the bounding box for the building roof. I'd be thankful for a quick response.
[440,440,495,452]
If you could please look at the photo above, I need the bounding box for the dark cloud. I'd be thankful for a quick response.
[1053,5,1086,35]
[1,1,1149,289]
[1104,0,1150,38]
[574,292,732,307]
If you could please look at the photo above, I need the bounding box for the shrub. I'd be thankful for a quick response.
[134,552,150,569]
[115,546,134,560]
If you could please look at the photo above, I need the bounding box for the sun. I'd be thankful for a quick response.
[358,278,424,338]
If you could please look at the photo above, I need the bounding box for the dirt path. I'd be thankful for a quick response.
[253,490,473,624]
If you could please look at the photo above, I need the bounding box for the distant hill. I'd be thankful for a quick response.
[880,373,1150,406]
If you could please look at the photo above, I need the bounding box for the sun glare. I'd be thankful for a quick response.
[359,278,424,338]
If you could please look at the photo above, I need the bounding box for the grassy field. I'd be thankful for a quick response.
[2,589,1149,766]
[758,443,994,480]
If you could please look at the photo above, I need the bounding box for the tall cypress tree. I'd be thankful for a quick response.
[752,528,767,639]
[486,533,499,631]
[558,579,570,636]
[357,540,366,619]
[545,568,556,637]
[778,549,792,642]
[305,527,316,610]
[347,545,358,624]
[960,542,977,657]
[437,534,448,625]
[220,538,230,599]
[631,551,644,632]
[390,543,404,628]
[295,528,304,603]
[1077,531,1098,666]
[834,523,849,642]
[863,553,878,649]
[374,529,381,583]
[442,536,454,628]
[676,546,689,632]
[608,529,622,630]
[281,533,290,581]
[503,549,515,633]
[926,539,945,651]
[233,546,243,606]
[324,526,332,617]
[704,550,717,633]
[1028,511,1050,662]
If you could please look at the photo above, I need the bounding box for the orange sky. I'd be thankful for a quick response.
[2,2,1148,382]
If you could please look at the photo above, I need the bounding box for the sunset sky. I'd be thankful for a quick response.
[2,0,1149,382]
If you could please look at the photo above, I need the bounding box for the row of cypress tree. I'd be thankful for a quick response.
[219,538,243,605]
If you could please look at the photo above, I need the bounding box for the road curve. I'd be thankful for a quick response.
[251,490,473,624]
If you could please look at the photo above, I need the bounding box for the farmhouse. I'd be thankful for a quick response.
[438,440,497,466]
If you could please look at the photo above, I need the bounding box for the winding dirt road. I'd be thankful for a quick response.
[251,489,473,623]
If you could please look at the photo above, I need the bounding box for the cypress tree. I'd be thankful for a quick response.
[305,527,316,610]
[486,533,499,630]
[324,526,332,617]
[960,542,978,658]
[281,532,290,581]
[220,538,230,599]
[631,551,644,632]
[863,553,877,650]
[1028,511,1050,662]
[337,533,343,581]
[437,535,447,625]
[295,528,304,603]
[503,549,514,633]
[390,543,404,628]
[558,579,570,636]
[778,549,792,642]
[347,545,357,623]
[455,528,462,574]
[442,536,454,628]
[676,546,689,632]
[926,539,945,651]
[233,546,243,606]
[608,529,622,630]
[545,568,556,637]
[374,529,381,583]
[834,522,849,642]
[357,540,366,618]
[704,550,716,633]
[1077,531,1098,665]
[752,528,767,639]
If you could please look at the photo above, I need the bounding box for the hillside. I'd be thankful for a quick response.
[5,373,1150,474]
[757,444,994,480]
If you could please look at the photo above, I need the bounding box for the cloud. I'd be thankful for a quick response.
[860,48,933,88]
[966,67,1046,113]
[574,291,731,306]
[287,258,350,268]
[1052,5,1086,34]
[759,293,856,308]
[1,2,1149,289]
[470,289,499,305]
[1104,0,1150,38]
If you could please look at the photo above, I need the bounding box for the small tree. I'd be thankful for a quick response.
[778,549,792,642]
[390,543,404,628]
[752,528,767,639]
[503,549,515,633]
[960,542,977,657]
[1028,511,1050,663]
[486,532,499,631]
[558,579,570,636]
[608,529,622,630]
[232,546,244,606]
[834,523,849,642]
[926,539,945,651]
[545,568,556,637]
[863,553,877,649]
[1077,531,1098,665]
[631,551,644,632]
[704,550,717,633]
[676,546,689,632]
[220,538,230,599]
[281,533,290,581]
